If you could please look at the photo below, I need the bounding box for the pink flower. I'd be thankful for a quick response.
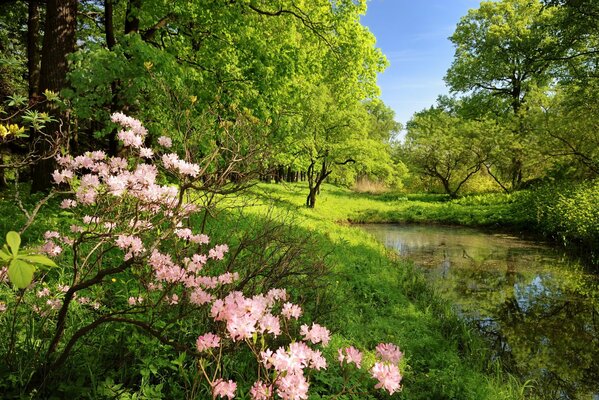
[190,288,213,305]
[115,235,145,260]
[117,129,143,148]
[196,332,220,352]
[250,381,272,400]
[128,296,143,306]
[37,287,51,297]
[275,372,309,400]
[157,136,172,148]
[371,362,402,395]
[212,379,236,399]
[208,244,229,260]
[338,346,362,368]
[375,343,403,364]
[190,233,210,244]
[139,147,153,158]
[60,199,77,209]
[258,313,281,336]
[308,349,327,370]
[44,231,60,240]
[300,323,330,346]
[0,302,6,312]
[281,302,302,320]
[41,241,62,256]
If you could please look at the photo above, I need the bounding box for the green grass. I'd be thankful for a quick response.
[213,182,532,399]
[0,183,531,399]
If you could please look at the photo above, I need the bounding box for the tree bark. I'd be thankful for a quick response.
[31,0,77,193]
[27,0,41,100]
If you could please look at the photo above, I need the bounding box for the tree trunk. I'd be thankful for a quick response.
[27,0,41,100]
[105,0,120,156]
[125,0,141,34]
[30,0,77,193]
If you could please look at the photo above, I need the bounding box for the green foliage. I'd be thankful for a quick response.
[1,231,57,289]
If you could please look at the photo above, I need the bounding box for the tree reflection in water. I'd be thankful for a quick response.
[361,224,599,400]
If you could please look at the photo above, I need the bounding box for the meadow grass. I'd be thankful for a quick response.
[208,182,532,399]
[0,183,531,399]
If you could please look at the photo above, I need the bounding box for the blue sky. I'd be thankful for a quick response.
[361,0,481,128]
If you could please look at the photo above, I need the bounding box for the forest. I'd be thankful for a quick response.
[0,0,597,399]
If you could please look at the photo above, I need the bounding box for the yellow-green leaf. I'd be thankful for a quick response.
[6,231,20,256]
[8,259,35,289]
[18,254,58,268]
[0,248,10,262]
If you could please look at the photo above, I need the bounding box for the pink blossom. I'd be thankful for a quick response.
[281,302,302,320]
[52,169,73,184]
[212,379,236,399]
[375,343,403,364]
[37,287,51,297]
[258,313,281,336]
[266,288,288,304]
[60,199,77,209]
[58,284,70,292]
[127,296,143,305]
[190,233,210,244]
[111,113,148,137]
[46,298,61,310]
[110,157,128,170]
[107,174,128,196]
[208,244,229,260]
[250,381,272,400]
[88,150,106,160]
[275,372,309,400]
[83,215,100,225]
[217,272,239,285]
[338,346,363,368]
[44,231,60,240]
[300,323,330,346]
[169,293,179,305]
[190,288,213,305]
[0,302,6,312]
[41,241,62,256]
[308,349,327,370]
[115,235,145,260]
[117,129,143,148]
[370,362,402,395]
[196,332,221,352]
[77,297,90,305]
[162,153,179,169]
[157,136,172,148]
[76,187,97,205]
[56,154,73,167]
[74,155,95,169]
[139,147,153,158]
[175,228,193,240]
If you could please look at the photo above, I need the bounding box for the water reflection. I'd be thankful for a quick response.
[361,224,599,400]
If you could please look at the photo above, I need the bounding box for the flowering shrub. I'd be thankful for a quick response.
[0,113,404,398]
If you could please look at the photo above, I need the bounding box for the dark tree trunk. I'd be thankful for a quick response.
[125,0,141,34]
[27,0,41,100]
[306,158,331,208]
[30,0,77,193]
[105,0,120,156]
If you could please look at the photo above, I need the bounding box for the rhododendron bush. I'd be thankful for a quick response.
[0,114,404,398]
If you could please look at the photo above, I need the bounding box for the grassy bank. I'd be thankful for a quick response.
[213,183,531,398]
[260,181,598,266]
[0,183,530,399]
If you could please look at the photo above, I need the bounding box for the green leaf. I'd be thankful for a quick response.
[18,254,58,268]
[6,231,21,256]
[8,259,35,289]
[0,248,10,262]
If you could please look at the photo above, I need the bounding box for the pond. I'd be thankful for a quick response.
[360,224,599,400]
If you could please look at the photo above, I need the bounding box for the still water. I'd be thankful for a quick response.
[361,224,599,400]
